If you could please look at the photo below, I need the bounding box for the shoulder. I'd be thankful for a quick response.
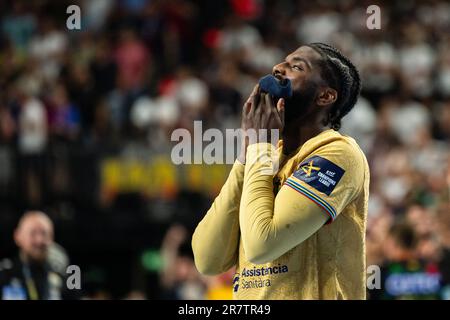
[320,132,365,160]
[298,131,367,174]
[297,130,366,163]
[290,132,368,197]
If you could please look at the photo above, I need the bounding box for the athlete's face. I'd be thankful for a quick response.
[272,46,332,122]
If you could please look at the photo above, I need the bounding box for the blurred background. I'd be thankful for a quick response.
[0,0,449,299]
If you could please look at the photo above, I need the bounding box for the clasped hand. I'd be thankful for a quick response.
[238,84,285,163]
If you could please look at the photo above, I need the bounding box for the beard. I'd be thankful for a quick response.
[283,81,318,125]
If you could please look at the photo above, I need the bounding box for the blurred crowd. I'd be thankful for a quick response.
[0,0,449,299]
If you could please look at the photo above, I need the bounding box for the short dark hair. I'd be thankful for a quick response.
[389,223,418,250]
[307,43,362,130]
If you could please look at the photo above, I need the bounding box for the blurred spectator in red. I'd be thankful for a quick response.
[115,28,150,93]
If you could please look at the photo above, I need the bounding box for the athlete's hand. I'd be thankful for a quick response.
[238,84,284,163]
[243,84,285,141]
[238,85,259,163]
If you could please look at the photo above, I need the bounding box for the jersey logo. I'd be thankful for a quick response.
[301,160,321,176]
[293,155,345,196]
[233,274,240,292]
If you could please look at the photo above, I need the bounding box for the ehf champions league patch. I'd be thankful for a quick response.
[292,155,345,196]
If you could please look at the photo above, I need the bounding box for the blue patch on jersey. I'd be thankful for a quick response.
[293,155,345,196]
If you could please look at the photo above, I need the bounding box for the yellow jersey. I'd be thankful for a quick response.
[192,129,370,300]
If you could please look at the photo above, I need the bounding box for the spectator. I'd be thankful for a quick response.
[15,78,48,207]
[115,28,150,93]
[0,211,76,300]
[48,84,80,141]
[29,16,67,82]
[159,224,207,300]
[370,222,442,300]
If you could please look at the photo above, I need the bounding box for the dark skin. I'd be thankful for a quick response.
[239,46,338,162]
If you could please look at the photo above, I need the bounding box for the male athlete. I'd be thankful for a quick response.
[192,43,369,299]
